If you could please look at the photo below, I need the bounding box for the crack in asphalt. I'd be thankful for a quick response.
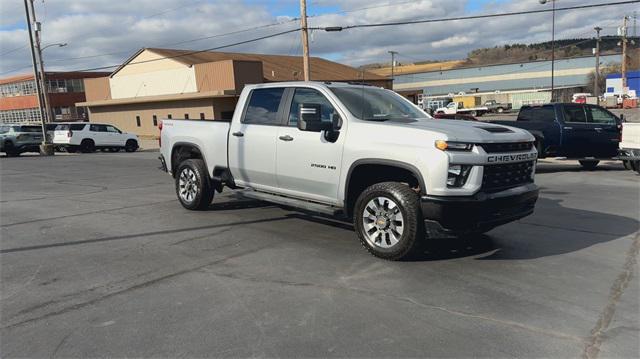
[1,244,273,329]
[206,270,586,344]
[0,200,176,228]
[520,221,634,237]
[582,232,640,359]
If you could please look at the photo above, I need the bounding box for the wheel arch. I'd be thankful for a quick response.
[171,142,208,178]
[344,159,426,218]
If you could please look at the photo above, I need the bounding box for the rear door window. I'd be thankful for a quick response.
[518,106,555,122]
[563,105,587,123]
[89,124,107,132]
[70,124,86,131]
[242,88,285,125]
[18,126,42,133]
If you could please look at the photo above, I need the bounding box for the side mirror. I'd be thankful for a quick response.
[298,104,332,132]
[331,113,342,131]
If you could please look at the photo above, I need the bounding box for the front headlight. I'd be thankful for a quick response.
[447,164,472,188]
[435,140,474,151]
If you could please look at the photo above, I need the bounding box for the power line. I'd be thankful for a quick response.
[69,28,301,72]
[313,1,640,31]
[45,18,299,64]
[0,20,301,76]
[0,45,28,57]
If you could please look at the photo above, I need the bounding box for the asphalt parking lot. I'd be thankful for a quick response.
[1,152,638,358]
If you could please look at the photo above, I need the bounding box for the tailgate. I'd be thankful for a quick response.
[621,123,640,149]
[53,130,71,143]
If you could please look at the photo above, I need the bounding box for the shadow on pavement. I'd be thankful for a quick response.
[535,161,625,173]
[408,197,638,261]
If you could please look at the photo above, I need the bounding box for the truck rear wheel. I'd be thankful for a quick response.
[579,160,599,170]
[353,182,423,260]
[175,159,214,210]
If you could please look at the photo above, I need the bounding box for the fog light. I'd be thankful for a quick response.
[447,164,472,187]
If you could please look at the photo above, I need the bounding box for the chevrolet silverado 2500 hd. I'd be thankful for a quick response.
[159,82,539,260]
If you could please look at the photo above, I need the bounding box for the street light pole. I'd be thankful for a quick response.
[388,51,398,88]
[594,27,602,104]
[540,0,556,100]
[37,42,67,125]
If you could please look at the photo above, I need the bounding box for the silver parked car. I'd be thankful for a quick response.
[0,124,43,157]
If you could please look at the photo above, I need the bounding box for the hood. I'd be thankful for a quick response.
[367,118,534,143]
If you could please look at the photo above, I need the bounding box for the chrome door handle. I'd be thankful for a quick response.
[563,127,573,130]
[232,131,244,137]
[594,127,603,131]
[278,135,294,141]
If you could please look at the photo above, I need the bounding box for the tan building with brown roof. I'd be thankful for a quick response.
[78,48,389,138]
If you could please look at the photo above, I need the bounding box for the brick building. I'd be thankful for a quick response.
[0,71,109,123]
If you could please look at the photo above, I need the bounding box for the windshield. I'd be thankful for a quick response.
[329,86,428,121]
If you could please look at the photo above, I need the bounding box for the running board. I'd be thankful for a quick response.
[238,190,343,216]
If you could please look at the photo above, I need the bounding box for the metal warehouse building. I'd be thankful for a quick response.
[78,48,389,138]
[372,53,628,109]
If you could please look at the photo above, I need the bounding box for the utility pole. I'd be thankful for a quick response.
[594,26,602,104]
[23,1,47,146]
[621,16,628,89]
[299,0,310,81]
[388,51,398,88]
[33,19,53,125]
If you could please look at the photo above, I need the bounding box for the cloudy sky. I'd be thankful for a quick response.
[0,0,635,76]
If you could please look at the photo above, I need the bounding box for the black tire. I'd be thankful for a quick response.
[622,160,631,170]
[174,159,214,210]
[470,110,478,117]
[4,141,19,157]
[635,161,640,175]
[496,107,504,113]
[80,139,95,153]
[353,182,423,260]
[124,140,138,152]
[630,160,639,171]
[66,146,77,153]
[579,160,599,170]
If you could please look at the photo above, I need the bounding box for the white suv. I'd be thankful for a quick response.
[52,122,139,153]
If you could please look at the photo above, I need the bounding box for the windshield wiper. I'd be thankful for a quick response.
[363,117,390,121]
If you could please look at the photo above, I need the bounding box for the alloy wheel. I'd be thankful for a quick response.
[362,196,404,249]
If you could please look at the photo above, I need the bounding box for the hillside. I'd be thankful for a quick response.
[365,37,639,77]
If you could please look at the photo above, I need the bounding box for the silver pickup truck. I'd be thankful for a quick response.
[159,82,539,260]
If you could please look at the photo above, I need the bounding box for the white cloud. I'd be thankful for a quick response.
[0,0,633,75]
[431,35,475,49]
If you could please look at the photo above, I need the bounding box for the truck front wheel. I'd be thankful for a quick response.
[175,159,214,210]
[354,182,423,260]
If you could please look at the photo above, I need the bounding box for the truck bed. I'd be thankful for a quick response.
[160,119,230,177]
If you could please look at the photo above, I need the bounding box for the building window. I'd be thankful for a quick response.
[200,113,205,120]
[152,115,157,126]
[184,113,189,119]
[136,116,141,127]
[167,114,172,119]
